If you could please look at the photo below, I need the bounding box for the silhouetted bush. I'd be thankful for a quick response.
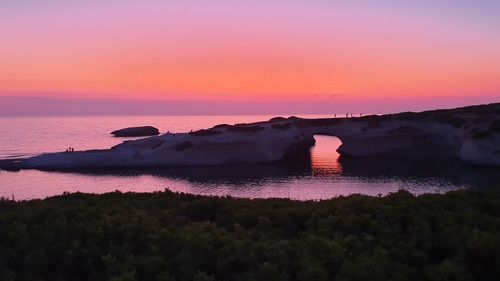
[1,190,500,281]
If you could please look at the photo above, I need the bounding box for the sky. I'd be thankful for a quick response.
[1,0,499,115]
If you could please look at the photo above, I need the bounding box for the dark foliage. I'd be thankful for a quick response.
[1,190,500,281]
[189,129,222,136]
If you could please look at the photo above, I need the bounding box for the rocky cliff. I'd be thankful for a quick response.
[19,103,500,169]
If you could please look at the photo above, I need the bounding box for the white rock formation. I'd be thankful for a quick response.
[19,103,500,169]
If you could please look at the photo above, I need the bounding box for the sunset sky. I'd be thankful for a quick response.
[1,0,499,115]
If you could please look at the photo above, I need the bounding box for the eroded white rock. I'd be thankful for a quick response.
[19,103,500,169]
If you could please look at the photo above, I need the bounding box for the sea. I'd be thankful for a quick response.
[1,115,499,200]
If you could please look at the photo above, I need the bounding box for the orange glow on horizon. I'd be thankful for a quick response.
[1,1,499,102]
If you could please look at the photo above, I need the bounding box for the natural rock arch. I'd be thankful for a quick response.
[12,103,500,170]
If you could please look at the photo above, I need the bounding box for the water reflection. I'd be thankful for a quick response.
[310,135,342,175]
[66,163,310,185]
[37,135,500,192]
[1,135,499,200]
[338,157,500,189]
[59,154,500,190]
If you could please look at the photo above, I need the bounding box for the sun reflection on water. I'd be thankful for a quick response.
[310,135,343,176]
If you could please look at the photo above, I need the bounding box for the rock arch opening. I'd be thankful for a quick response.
[309,135,343,175]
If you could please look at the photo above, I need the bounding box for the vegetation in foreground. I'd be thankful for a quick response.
[1,190,500,281]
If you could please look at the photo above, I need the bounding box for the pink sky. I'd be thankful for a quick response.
[1,0,499,115]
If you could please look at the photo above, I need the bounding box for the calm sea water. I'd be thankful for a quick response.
[1,115,499,200]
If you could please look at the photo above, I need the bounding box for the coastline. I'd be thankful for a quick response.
[16,103,500,170]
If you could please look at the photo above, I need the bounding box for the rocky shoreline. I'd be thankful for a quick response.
[3,103,500,171]
[0,158,25,171]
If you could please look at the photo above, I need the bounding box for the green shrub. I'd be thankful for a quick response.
[1,190,500,281]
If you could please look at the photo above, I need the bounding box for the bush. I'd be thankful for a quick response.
[1,190,500,281]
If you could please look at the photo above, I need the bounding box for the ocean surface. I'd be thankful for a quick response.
[1,115,499,200]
